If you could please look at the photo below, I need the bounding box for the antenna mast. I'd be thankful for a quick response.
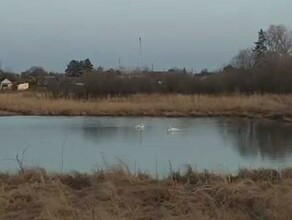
[139,37,142,71]
[118,57,121,70]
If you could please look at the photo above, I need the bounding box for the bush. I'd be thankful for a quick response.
[43,55,292,99]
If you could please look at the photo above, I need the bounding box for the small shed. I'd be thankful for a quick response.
[0,79,12,90]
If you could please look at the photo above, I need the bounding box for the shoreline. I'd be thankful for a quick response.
[0,110,19,116]
[0,93,292,122]
[1,108,292,123]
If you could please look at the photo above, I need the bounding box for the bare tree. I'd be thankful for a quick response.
[231,48,255,69]
[266,25,292,55]
[16,147,28,173]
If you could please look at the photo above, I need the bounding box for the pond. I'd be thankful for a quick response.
[0,116,292,174]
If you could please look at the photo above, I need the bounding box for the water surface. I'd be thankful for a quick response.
[0,116,292,174]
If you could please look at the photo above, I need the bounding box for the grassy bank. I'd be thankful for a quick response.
[0,93,292,120]
[0,167,292,219]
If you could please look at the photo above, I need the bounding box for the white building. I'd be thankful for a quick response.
[0,79,12,90]
[17,83,29,91]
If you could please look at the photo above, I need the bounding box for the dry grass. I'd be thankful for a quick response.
[1,167,292,219]
[0,92,292,120]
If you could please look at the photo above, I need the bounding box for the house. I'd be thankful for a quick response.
[0,79,12,90]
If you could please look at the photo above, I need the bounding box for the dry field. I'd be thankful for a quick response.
[0,167,292,220]
[0,93,292,120]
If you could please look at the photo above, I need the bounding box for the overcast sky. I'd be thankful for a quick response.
[0,0,292,73]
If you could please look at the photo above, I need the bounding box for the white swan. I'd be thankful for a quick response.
[134,123,145,131]
[167,126,179,132]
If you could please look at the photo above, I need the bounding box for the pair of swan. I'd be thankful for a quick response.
[134,123,179,132]
[167,127,179,132]
[134,123,145,131]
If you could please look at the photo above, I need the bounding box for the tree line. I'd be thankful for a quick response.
[1,24,292,97]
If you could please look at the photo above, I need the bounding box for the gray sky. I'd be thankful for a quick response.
[1,0,292,73]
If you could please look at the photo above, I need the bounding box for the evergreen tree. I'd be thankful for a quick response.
[83,59,93,71]
[65,60,82,77]
[253,29,268,65]
[65,59,93,77]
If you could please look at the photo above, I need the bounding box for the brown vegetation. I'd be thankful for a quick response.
[1,167,292,219]
[0,93,292,121]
